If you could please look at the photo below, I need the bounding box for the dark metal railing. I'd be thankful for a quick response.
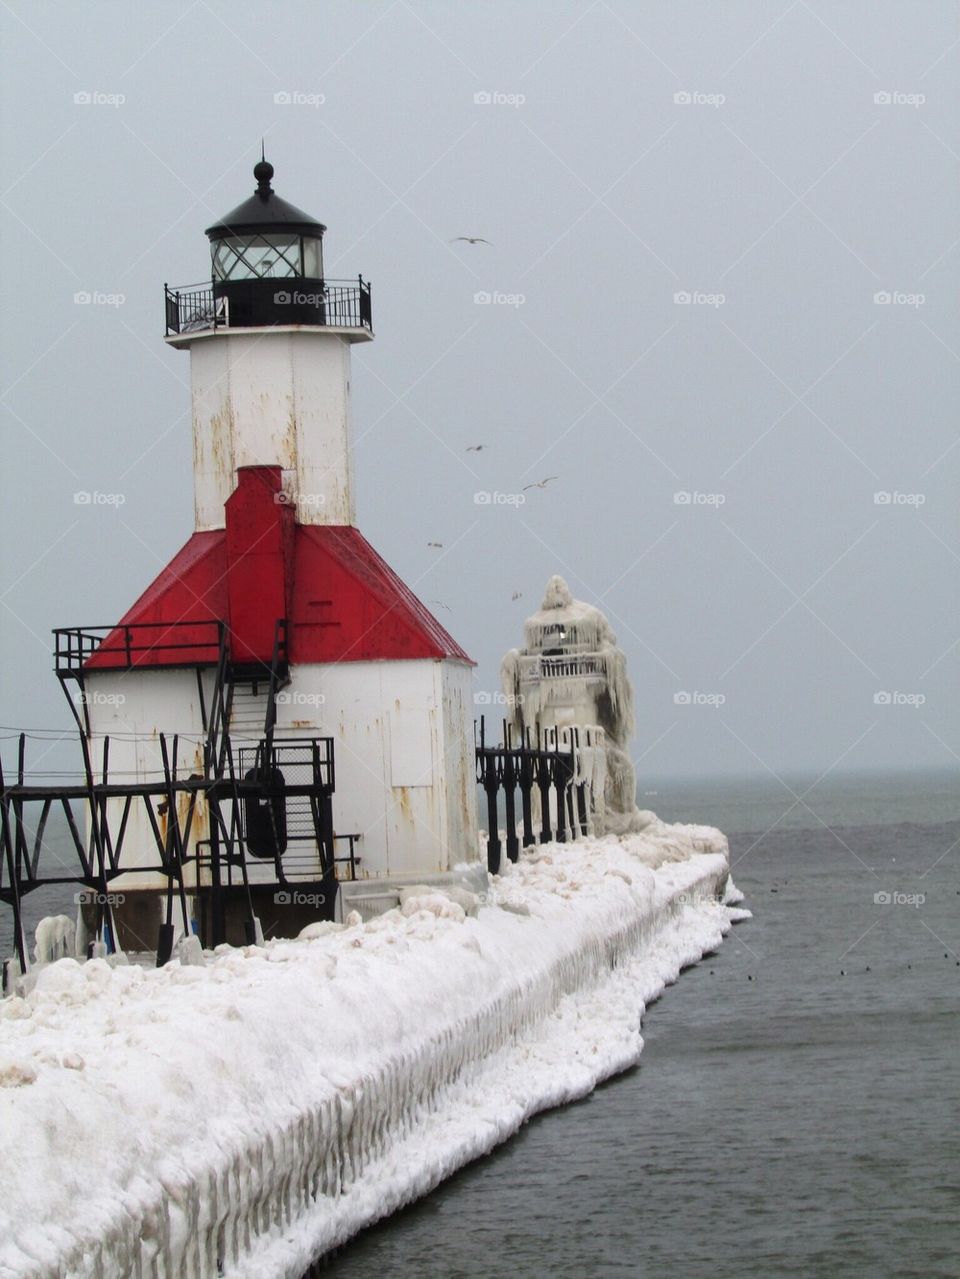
[163,276,372,336]
[53,621,225,675]
[333,833,362,881]
[164,281,227,334]
[475,717,588,875]
[322,279,372,329]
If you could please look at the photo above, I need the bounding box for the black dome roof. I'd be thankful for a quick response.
[205,159,326,239]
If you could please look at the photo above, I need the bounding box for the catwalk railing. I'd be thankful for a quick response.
[53,620,225,675]
[517,652,608,682]
[163,277,373,336]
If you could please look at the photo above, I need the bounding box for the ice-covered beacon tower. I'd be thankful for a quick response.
[67,157,480,943]
[500,575,647,834]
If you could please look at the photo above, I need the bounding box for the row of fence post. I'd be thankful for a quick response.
[475,717,590,874]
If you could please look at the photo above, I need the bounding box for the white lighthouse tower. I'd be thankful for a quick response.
[176,155,363,531]
[69,157,480,949]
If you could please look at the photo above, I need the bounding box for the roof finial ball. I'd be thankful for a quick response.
[253,156,274,198]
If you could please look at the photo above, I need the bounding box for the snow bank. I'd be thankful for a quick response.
[0,824,739,1279]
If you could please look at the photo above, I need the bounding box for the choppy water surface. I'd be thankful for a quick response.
[318,770,960,1278]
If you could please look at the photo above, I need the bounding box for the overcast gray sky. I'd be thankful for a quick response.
[1,0,958,782]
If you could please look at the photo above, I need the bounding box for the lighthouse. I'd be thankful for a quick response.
[500,576,647,835]
[60,157,480,949]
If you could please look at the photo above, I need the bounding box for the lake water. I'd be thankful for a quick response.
[314,769,960,1278]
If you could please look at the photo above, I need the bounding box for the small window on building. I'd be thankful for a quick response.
[302,236,323,278]
[212,235,304,282]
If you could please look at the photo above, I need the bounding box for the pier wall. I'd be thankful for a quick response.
[0,834,738,1279]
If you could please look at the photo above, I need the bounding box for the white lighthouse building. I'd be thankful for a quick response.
[64,158,480,948]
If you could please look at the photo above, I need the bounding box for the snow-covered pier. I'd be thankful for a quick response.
[0,824,743,1279]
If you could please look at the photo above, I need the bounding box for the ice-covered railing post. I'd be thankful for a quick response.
[545,727,569,843]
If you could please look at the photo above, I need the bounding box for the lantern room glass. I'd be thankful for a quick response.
[211,234,324,282]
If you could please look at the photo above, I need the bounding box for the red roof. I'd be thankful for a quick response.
[292,525,471,663]
[86,470,471,669]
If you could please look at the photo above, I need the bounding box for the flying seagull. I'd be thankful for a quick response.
[465,443,487,452]
[522,476,559,492]
[450,237,492,245]
[428,599,451,612]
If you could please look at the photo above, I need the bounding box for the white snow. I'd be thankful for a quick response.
[0,822,741,1279]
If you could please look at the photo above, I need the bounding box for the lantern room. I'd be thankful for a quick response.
[164,157,371,336]
[204,157,326,327]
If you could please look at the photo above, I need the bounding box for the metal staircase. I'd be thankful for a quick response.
[228,682,273,740]
[0,615,343,968]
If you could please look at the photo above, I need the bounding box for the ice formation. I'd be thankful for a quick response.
[33,916,75,966]
[501,575,649,834]
[0,824,742,1279]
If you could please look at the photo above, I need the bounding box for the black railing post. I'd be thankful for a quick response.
[0,756,27,976]
[503,721,519,863]
[476,717,502,874]
[552,748,567,843]
[209,821,225,948]
[537,736,553,843]
[484,771,501,874]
